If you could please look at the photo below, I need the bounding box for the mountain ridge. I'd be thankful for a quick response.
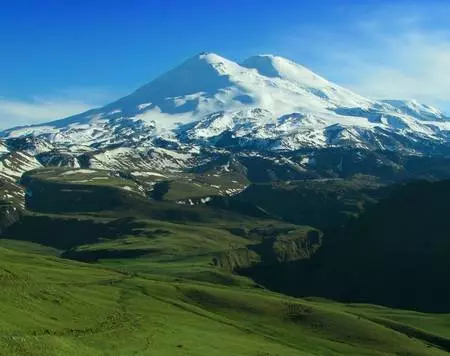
[1,52,450,177]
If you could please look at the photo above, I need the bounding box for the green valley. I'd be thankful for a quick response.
[0,167,449,355]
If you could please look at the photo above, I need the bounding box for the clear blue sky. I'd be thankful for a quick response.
[1,0,450,127]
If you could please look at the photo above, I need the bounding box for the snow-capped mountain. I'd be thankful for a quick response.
[2,52,450,172]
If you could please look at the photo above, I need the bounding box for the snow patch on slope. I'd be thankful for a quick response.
[382,99,447,121]
[0,151,42,181]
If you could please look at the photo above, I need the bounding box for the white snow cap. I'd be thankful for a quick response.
[1,52,448,154]
[242,54,327,84]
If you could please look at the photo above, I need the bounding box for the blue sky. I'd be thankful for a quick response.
[1,0,450,128]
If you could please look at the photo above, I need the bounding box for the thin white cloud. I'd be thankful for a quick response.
[0,87,118,130]
[0,98,92,130]
[277,4,450,112]
[339,24,450,111]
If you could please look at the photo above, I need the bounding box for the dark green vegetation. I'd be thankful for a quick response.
[244,180,450,312]
[1,163,450,355]
[227,175,387,228]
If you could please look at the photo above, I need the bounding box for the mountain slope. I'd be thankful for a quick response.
[0,139,42,183]
[3,52,450,166]
[242,179,450,312]
[382,99,447,121]
[0,241,448,355]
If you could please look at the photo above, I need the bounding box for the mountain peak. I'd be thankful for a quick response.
[244,54,295,66]
[241,54,329,87]
[195,52,227,62]
[182,52,238,73]
[123,53,240,107]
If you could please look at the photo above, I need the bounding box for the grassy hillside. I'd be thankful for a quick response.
[1,168,450,354]
[10,169,322,285]
[0,242,449,355]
